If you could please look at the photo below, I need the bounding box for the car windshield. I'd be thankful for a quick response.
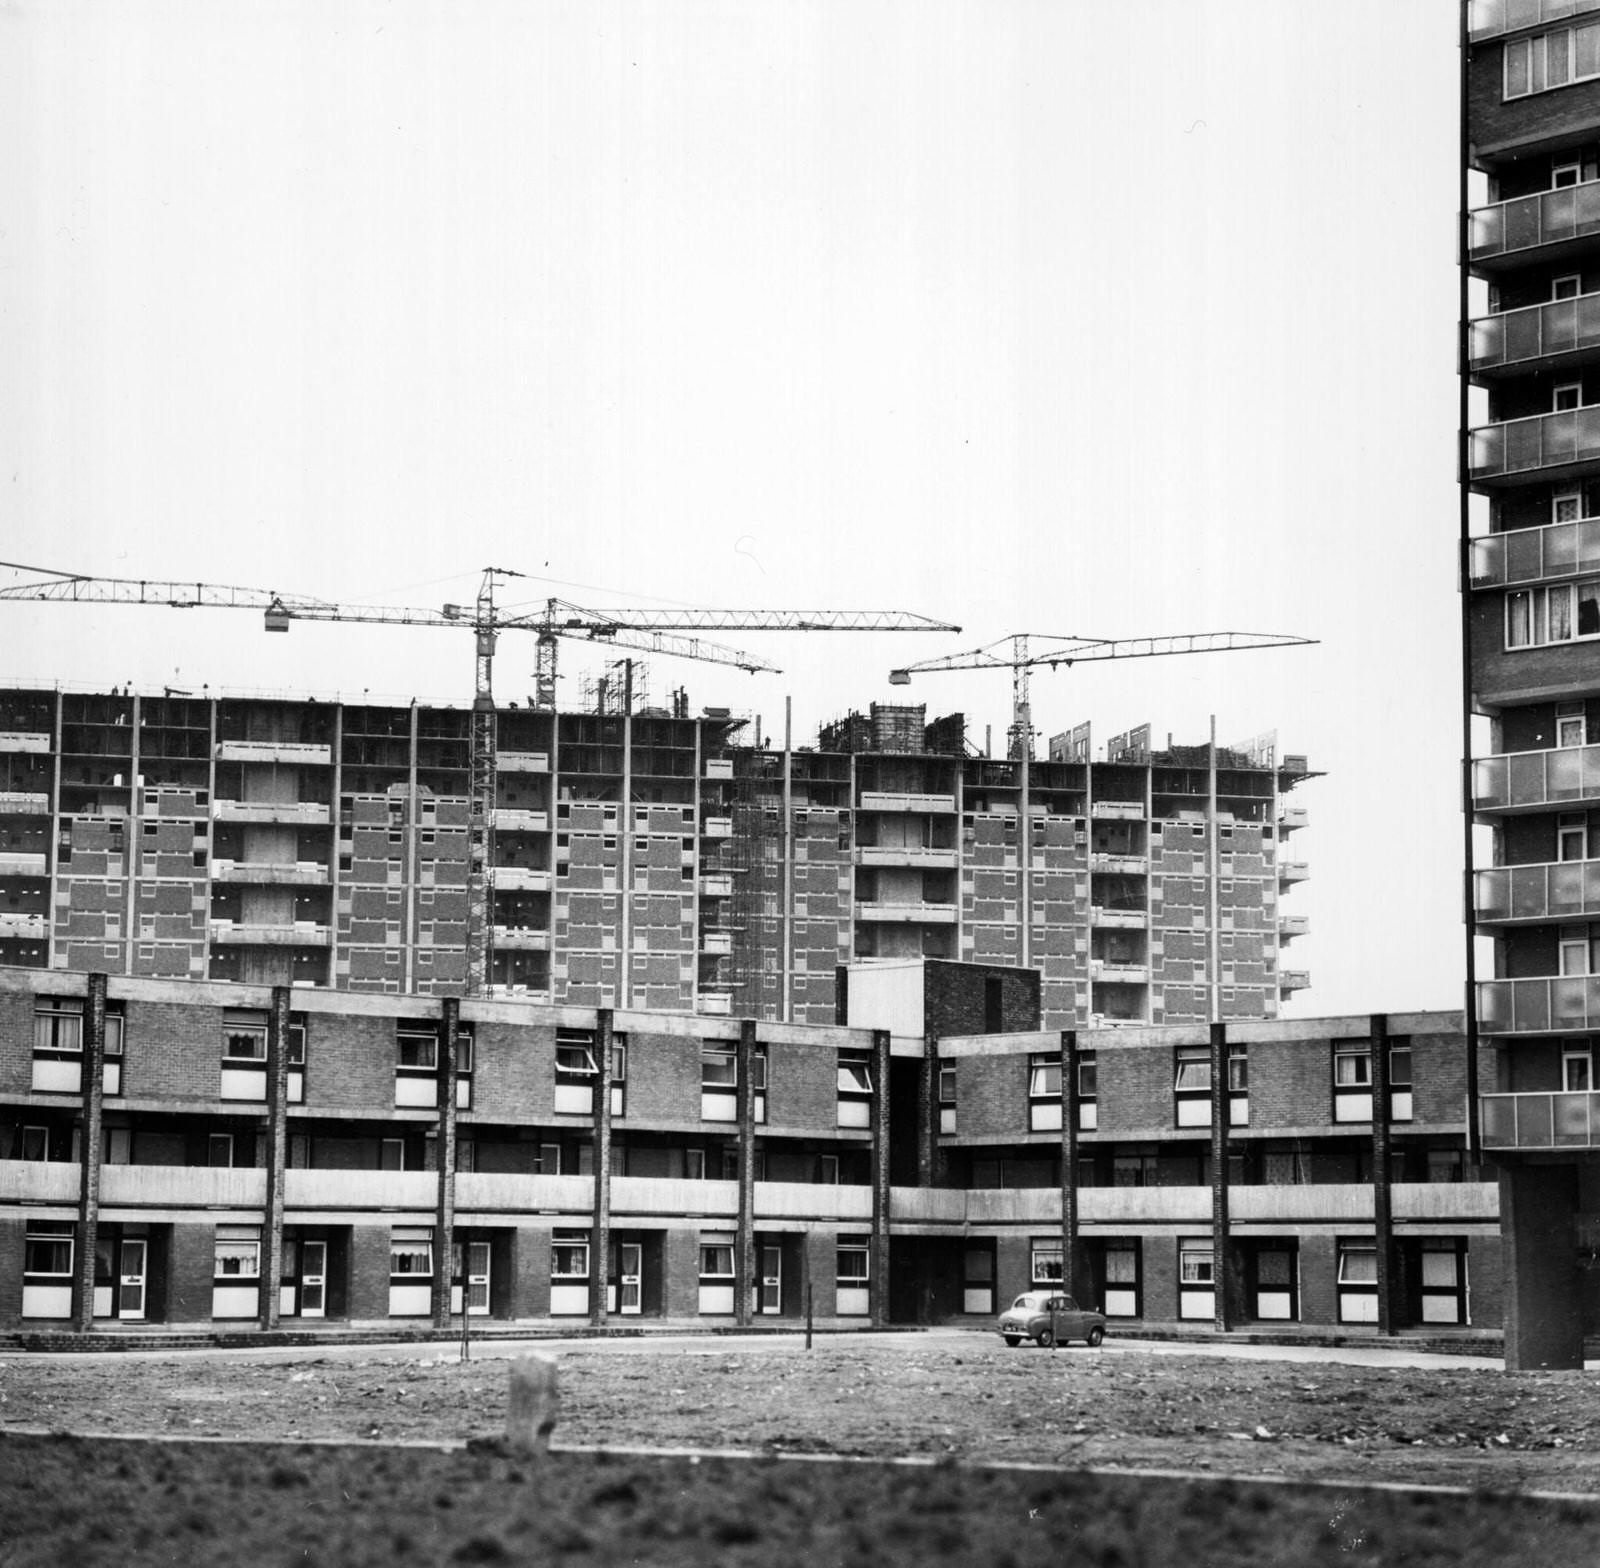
[1011,1293,1050,1311]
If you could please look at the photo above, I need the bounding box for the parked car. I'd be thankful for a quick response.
[997,1291,1106,1348]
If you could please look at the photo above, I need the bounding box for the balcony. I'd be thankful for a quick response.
[0,732,51,754]
[0,912,48,940]
[1469,0,1600,41]
[1089,907,1146,929]
[215,740,331,766]
[1469,407,1600,485]
[1474,857,1600,923]
[1278,806,1308,832]
[1471,293,1600,377]
[855,845,958,868]
[0,791,49,816]
[454,1172,594,1214]
[1278,860,1310,885]
[701,816,733,838]
[208,920,334,946]
[213,800,331,825]
[100,1165,267,1209]
[0,1159,79,1204]
[1471,516,1600,590]
[1279,969,1311,992]
[700,929,733,954]
[1278,915,1309,939]
[491,866,551,893]
[700,874,734,898]
[0,852,48,876]
[1478,974,1600,1033]
[493,808,549,833]
[491,925,550,951]
[211,859,331,886]
[703,757,734,780]
[1091,801,1144,820]
[1475,744,1600,812]
[283,1169,437,1211]
[1469,179,1600,270]
[612,1175,738,1219]
[855,900,958,924]
[497,751,549,773]
[1090,853,1147,874]
[858,791,957,814]
[755,1181,874,1222]
[1482,1090,1600,1149]
[697,992,733,1016]
[1091,961,1148,984]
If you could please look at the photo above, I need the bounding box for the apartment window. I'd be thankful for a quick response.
[1336,1240,1379,1324]
[555,1029,598,1115]
[698,1230,736,1315]
[1504,22,1600,99]
[837,1049,874,1128]
[1560,814,1589,862]
[551,1231,590,1280]
[23,1221,74,1319]
[101,1009,125,1096]
[455,1027,474,1111]
[1564,1046,1594,1091]
[31,999,84,1093]
[390,1228,433,1285]
[753,1047,768,1124]
[684,1147,707,1181]
[1228,1044,1249,1127]
[223,1019,267,1061]
[1027,1051,1063,1132]
[1031,1238,1064,1286]
[938,1064,957,1135]
[1112,1153,1156,1188]
[836,1239,870,1316]
[1556,380,1585,412]
[395,1024,439,1110]
[610,1042,627,1119]
[17,1125,49,1161]
[818,1153,840,1185]
[1077,1050,1098,1131]
[701,1041,738,1122]
[1506,581,1600,648]
[1174,1044,1211,1127]
[1333,1040,1374,1123]
[214,1224,261,1281]
[1178,1237,1214,1320]
[1555,275,1584,302]
[207,1133,235,1168]
[1389,1042,1414,1123]
[220,1011,269,1103]
[1102,1240,1141,1319]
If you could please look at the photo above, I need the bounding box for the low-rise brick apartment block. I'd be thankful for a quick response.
[0,963,1497,1337]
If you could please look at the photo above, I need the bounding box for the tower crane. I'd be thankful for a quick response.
[0,559,959,994]
[889,631,1316,762]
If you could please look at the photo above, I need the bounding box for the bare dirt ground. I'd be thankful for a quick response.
[3,1339,1600,1564]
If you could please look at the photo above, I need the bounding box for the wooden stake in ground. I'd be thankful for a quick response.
[507,1353,559,1456]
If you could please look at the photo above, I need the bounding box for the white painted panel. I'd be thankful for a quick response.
[1176,1099,1211,1128]
[836,1286,870,1317]
[836,1100,870,1129]
[553,1084,593,1115]
[219,1067,267,1102]
[1104,1288,1137,1318]
[456,1079,473,1110]
[388,1284,432,1317]
[102,1062,122,1096]
[287,1070,304,1102]
[1335,1092,1374,1124]
[1078,1103,1097,1131]
[1256,1291,1293,1320]
[212,1284,259,1319]
[962,1288,993,1314]
[394,1076,437,1109]
[1339,1292,1378,1323]
[279,1285,296,1315]
[1391,1091,1413,1122]
[701,1092,737,1123]
[31,1059,81,1093]
[939,1108,956,1134]
[1179,1289,1213,1320]
[1422,1295,1462,1324]
[549,1283,589,1316]
[22,1284,72,1318]
[698,1284,735,1315]
[1030,1101,1063,1132]
[1229,1098,1250,1127]
[93,1286,114,1317]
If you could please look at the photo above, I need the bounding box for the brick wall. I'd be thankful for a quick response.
[473,1021,555,1120]
[764,1039,837,1132]
[626,1031,701,1124]
[956,1054,1029,1138]
[349,1225,392,1320]
[304,1013,399,1111]
[168,1221,217,1324]
[1096,1044,1174,1135]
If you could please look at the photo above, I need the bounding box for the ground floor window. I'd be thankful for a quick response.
[1337,1239,1379,1324]
[212,1224,261,1319]
[698,1231,736,1315]
[22,1220,74,1319]
[1101,1240,1140,1318]
[1414,1238,1468,1326]
[389,1226,434,1317]
[836,1238,870,1317]
[1178,1237,1215,1320]
[962,1243,995,1314]
[1250,1243,1298,1322]
[1031,1237,1064,1287]
[551,1228,591,1316]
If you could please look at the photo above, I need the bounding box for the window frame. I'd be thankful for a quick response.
[1504,23,1600,101]
[551,1230,591,1280]
[835,1241,870,1287]
[214,1225,262,1281]
[1178,1236,1215,1286]
[24,1221,74,1278]
[389,1228,434,1280]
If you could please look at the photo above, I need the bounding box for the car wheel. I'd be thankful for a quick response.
[1086,1326,1104,1348]
[1035,1327,1054,1349]
[1002,1335,1021,1348]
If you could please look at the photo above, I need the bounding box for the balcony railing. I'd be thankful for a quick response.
[454,1172,594,1213]
[1278,806,1308,832]
[208,920,334,946]
[1470,179,1600,264]
[611,1175,739,1217]
[1278,861,1310,884]
[1091,800,1144,820]
[100,1164,268,1207]
[1091,961,1149,983]
[496,751,550,773]
[1475,743,1600,812]
[1471,293,1600,373]
[1478,974,1600,1032]
[491,866,551,892]
[1470,406,1600,480]
[858,791,957,814]
[855,846,958,868]
[1482,1090,1600,1149]
[283,1169,437,1210]
[0,852,48,876]
[1279,915,1309,938]
[215,740,332,766]
[211,859,331,885]
[1090,907,1147,928]
[1469,0,1600,41]
[1279,969,1311,992]
[0,791,49,815]
[213,800,332,824]
[0,912,48,939]
[855,901,958,924]
[0,732,51,753]
[1475,857,1600,922]
[492,809,549,833]
[491,925,550,950]
[700,929,733,954]
[1090,853,1148,873]
[1471,516,1600,587]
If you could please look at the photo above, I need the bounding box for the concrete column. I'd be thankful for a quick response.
[1371,1013,1396,1337]
[74,973,108,1333]
[870,1028,891,1327]
[259,985,292,1331]
[735,1018,757,1328]
[590,1009,613,1327]
[1059,1029,1083,1301]
[1209,1020,1231,1333]
[918,1033,938,1190]
[1500,1161,1585,1371]
[431,999,460,1329]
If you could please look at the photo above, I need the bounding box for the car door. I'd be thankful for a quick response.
[1058,1295,1088,1340]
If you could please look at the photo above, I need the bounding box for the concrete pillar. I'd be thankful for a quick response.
[1500,1161,1586,1371]
[590,1009,613,1328]
[1209,1020,1231,1333]
[74,973,108,1333]
[1371,1013,1397,1336]
[1059,1029,1084,1302]
[735,1019,757,1328]
[431,999,460,1329]
[918,1034,938,1192]
[870,1028,891,1327]
[260,985,292,1331]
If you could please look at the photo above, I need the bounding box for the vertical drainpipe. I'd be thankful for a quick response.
[619,717,632,1010]
[781,718,795,1023]
[405,703,419,995]
[1019,742,1032,971]
[592,1007,614,1328]
[74,972,107,1334]
[1209,1019,1230,1334]
[260,983,291,1332]
[1372,1012,1395,1337]
[1059,1028,1081,1302]
[432,998,459,1330]
[919,1031,940,1324]
[736,1017,756,1328]
[870,1027,892,1328]
[1207,716,1220,1027]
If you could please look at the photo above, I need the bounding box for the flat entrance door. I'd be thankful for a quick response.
[452,1241,490,1316]
[300,1240,327,1318]
[757,1245,781,1315]
[618,1243,642,1315]
[118,1239,147,1321]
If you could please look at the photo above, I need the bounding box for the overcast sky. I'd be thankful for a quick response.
[1,1,1461,1018]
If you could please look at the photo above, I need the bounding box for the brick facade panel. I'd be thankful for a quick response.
[626,1031,701,1124]
[765,1039,838,1131]
[473,1021,555,1120]
[305,1014,401,1111]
